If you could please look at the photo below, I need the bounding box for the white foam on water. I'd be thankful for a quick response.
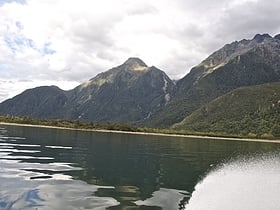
[186,154,280,210]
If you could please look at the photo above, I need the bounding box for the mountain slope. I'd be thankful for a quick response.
[1,34,280,130]
[172,82,280,138]
[0,58,175,124]
[147,34,280,127]
[66,58,175,123]
[0,86,67,119]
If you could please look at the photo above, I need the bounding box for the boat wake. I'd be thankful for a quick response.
[185,153,280,210]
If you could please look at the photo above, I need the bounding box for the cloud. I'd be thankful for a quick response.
[216,0,280,42]
[0,0,279,101]
[0,79,79,102]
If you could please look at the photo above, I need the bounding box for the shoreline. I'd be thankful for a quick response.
[0,121,279,144]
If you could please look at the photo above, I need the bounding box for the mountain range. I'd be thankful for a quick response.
[0,58,175,124]
[0,33,280,137]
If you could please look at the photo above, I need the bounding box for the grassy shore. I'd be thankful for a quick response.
[0,115,279,143]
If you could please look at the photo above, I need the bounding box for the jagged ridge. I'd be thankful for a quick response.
[146,33,280,127]
[1,34,280,130]
[0,58,175,124]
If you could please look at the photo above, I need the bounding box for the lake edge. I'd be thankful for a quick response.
[1,122,279,144]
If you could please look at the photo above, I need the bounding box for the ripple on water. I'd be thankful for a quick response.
[45,145,72,149]
[0,178,119,210]
[0,128,118,209]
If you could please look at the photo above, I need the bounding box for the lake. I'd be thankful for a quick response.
[0,125,280,210]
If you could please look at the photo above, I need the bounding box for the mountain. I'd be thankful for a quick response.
[0,86,67,119]
[172,82,280,138]
[0,58,175,124]
[65,58,175,123]
[1,34,280,132]
[147,33,280,127]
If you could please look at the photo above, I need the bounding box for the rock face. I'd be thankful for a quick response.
[0,58,175,124]
[66,58,175,123]
[147,34,280,127]
[274,34,280,40]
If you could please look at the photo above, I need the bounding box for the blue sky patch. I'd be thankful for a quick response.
[4,34,56,56]
[0,63,12,71]
[4,34,35,53]
[43,42,56,55]
[4,36,17,52]
[0,0,26,6]
[15,21,24,29]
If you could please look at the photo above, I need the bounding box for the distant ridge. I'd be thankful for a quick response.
[0,58,175,124]
[0,34,280,138]
[147,33,280,127]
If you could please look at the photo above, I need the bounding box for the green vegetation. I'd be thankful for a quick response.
[173,82,280,139]
[0,112,279,140]
[0,115,140,132]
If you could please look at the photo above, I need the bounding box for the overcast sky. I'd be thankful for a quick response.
[0,0,280,102]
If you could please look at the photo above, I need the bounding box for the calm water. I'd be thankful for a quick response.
[0,125,280,210]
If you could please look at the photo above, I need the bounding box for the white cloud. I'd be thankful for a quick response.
[0,0,279,102]
[0,79,79,102]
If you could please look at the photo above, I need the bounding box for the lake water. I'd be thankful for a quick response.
[0,125,280,210]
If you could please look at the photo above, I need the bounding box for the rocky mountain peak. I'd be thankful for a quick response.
[122,57,148,71]
[197,33,279,76]
[274,34,280,40]
[253,33,272,42]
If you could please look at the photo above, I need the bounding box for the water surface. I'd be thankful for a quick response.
[0,125,280,209]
